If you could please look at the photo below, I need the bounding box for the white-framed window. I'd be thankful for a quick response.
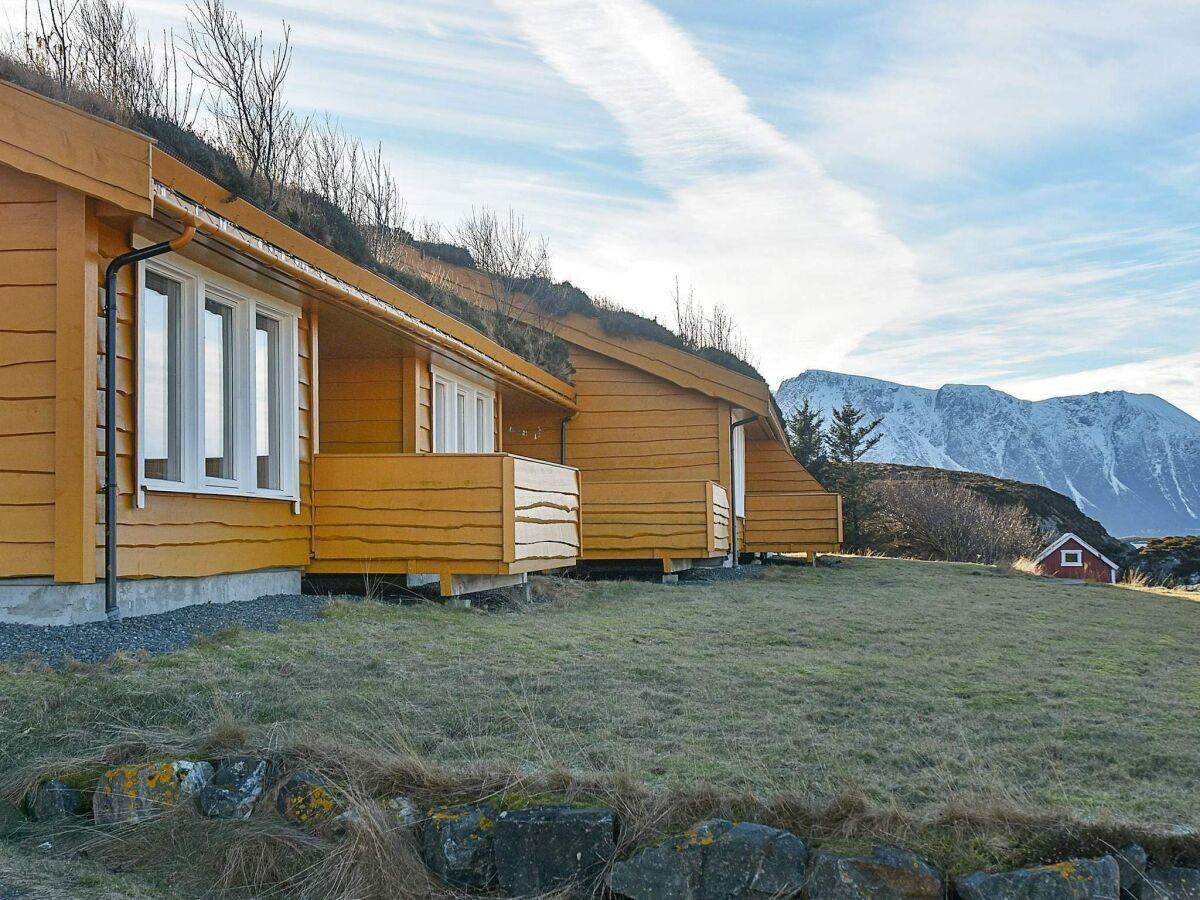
[137,253,300,505]
[1061,549,1083,567]
[431,365,495,453]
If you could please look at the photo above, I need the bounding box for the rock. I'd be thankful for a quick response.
[957,856,1119,900]
[608,819,807,900]
[807,846,942,899]
[26,779,82,821]
[1140,867,1200,899]
[493,805,616,896]
[93,760,212,825]
[175,760,215,797]
[382,795,421,829]
[276,771,339,826]
[197,756,269,820]
[421,803,499,889]
[1114,845,1146,900]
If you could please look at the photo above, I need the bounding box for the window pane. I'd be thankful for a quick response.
[433,380,447,453]
[456,390,468,453]
[255,314,281,490]
[475,396,487,451]
[204,298,235,479]
[143,271,182,482]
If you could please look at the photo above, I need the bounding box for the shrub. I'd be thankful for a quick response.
[872,479,1046,564]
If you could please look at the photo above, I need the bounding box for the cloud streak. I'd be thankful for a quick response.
[491,0,921,381]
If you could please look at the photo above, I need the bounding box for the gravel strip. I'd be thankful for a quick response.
[0,594,329,667]
[676,563,767,584]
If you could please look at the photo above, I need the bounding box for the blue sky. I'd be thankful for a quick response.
[9,0,1198,416]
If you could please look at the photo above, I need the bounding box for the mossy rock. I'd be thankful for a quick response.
[276,771,339,827]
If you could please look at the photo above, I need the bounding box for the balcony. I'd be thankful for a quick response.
[310,453,581,591]
[581,479,730,562]
[742,491,843,553]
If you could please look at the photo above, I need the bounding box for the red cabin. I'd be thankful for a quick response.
[1034,533,1120,584]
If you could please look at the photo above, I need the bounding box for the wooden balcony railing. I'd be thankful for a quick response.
[310,453,581,578]
[742,491,842,553]
[580,479,730,561]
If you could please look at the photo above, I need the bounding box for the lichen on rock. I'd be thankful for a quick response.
[421,802,500,889]
[276,771,339,826]
[93,760,213,826]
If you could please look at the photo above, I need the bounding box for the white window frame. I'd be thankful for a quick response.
[431,365,495,453]
[1061,549,1083,567]
[732,422,746,518]
[136,252,301,507]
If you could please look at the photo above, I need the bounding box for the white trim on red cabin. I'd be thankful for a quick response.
[1034,532,1120,574]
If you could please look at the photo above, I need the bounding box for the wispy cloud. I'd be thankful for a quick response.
[492,0,921,379]
[804,0,1200,178]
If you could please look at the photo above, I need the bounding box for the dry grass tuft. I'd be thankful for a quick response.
[522,575,591,608]
[995,557,1040,576]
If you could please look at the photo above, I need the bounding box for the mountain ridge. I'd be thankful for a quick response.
[775,370,1200,537]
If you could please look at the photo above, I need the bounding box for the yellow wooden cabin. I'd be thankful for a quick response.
[0,82,582,624]
[394,250,844,577]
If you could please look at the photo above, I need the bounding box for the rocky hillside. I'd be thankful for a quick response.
[777,371,1200,538]
[864,462,1133,564]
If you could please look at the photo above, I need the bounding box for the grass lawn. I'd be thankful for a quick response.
[2,556,1199,881]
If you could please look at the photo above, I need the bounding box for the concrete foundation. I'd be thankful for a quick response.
[0,568,302,626]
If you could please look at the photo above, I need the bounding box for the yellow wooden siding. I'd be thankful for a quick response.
[742,492,843,552]
[507,348,721,482]
[505,345,725,561]
[53,185,99,582]
[319,357,404,453]
[0,166,57,576]
[581,480,728,560]
[745,439,825,493]
[311,453,579,574]
[0,82,152,215]
[95,217,314,579]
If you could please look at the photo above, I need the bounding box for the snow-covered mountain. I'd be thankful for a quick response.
[775,371,1200,537]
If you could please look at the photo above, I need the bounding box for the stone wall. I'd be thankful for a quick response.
[18,759,1200,899]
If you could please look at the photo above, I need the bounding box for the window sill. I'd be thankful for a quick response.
[140,481,300,506]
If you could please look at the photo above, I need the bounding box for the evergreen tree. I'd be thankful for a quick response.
[785,398,829,484]
[824,401,884,549]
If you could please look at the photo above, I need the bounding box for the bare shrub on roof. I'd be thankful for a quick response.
[873,478,1045,564]
[671,275,759,368]
[77,0,197,126]
[456,206,563,369]
[14,0,79,88]
[358,141,410,264]
[416,217,444,244]
[304,114,361,212]
[185,0,308,208]
[11,0,198,126]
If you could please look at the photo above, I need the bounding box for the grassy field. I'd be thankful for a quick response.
[2,557,1199,887]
